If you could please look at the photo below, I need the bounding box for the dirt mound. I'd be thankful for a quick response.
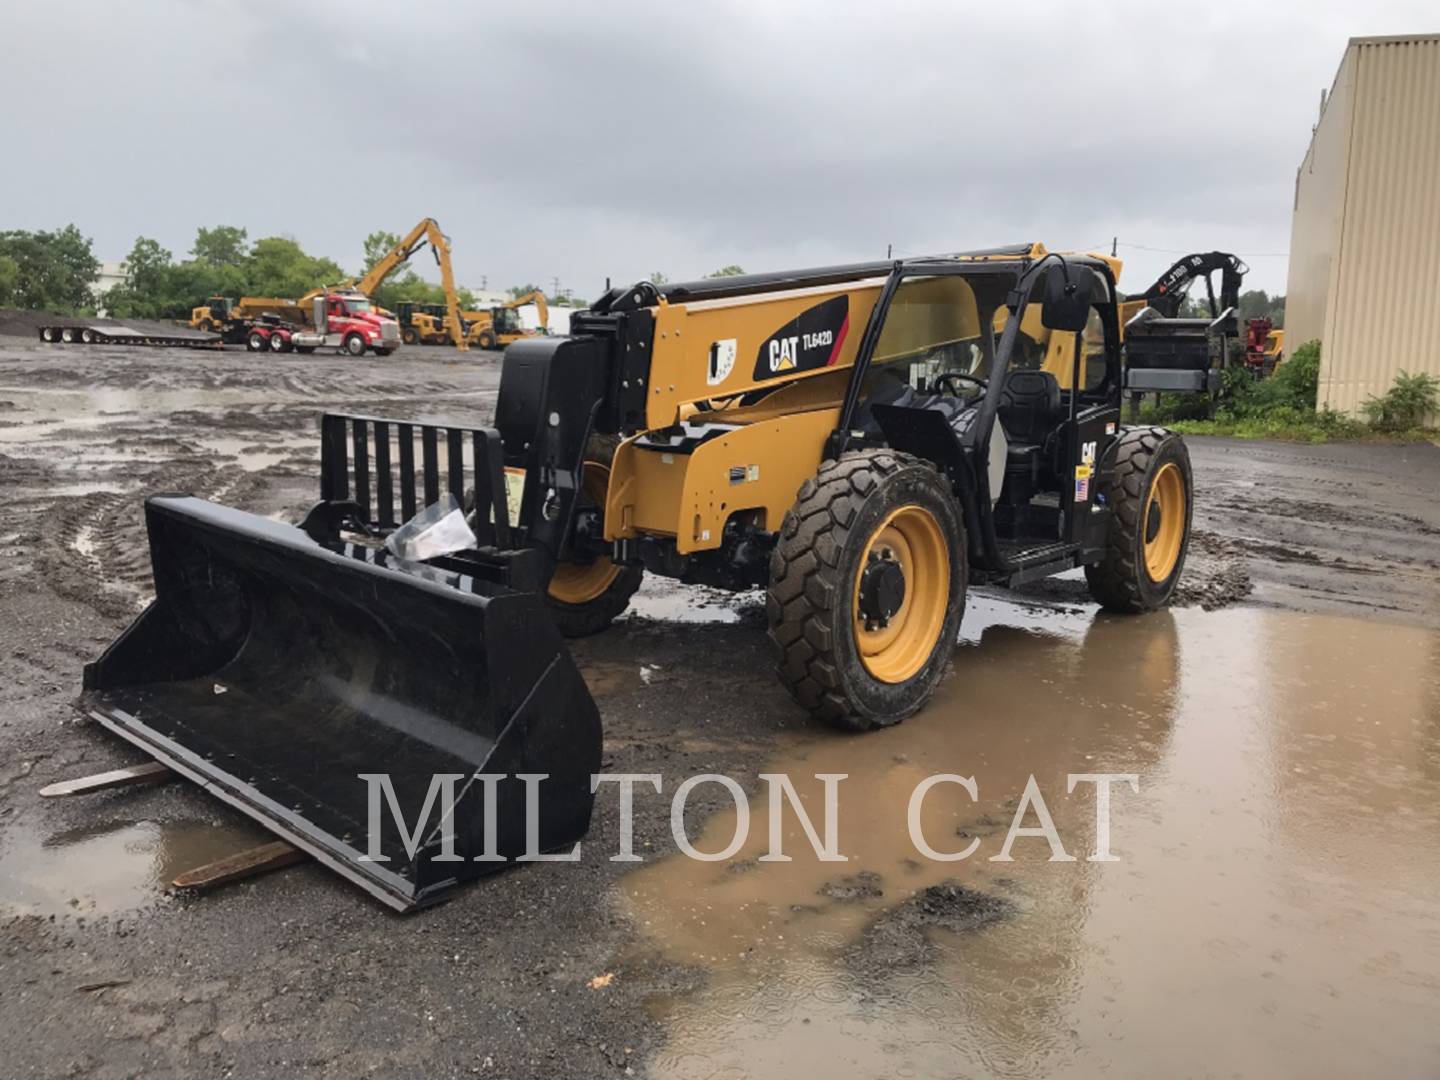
[0,308,193,340]
[846,881,1014,972]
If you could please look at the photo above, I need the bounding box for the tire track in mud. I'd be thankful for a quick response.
[33,465,293,620]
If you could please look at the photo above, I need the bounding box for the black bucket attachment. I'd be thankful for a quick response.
[79,495,601,912]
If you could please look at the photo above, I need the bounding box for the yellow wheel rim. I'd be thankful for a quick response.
[853,505,950,684]
[547,460,623,605]
[1142,462,1186,582]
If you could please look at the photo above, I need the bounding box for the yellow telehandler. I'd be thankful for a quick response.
[79,243,1193,908]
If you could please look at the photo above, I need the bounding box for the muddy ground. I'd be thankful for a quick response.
[1,337,1438,1078]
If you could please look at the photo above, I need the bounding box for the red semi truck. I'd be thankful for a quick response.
[261,290,400,356]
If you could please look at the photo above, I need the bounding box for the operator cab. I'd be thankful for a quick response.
[492,307,525,335]
[846,258,1123,580]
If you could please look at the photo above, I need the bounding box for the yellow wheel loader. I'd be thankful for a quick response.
[465,290,548,350]
[396,301,466,346]
[80,243,1193,908]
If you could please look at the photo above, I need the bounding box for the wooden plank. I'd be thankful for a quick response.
[171,840,305,892]
[39,761,172,798]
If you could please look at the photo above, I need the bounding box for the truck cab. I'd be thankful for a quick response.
[289,291,400,357]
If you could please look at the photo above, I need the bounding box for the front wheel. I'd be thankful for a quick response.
[1084,426,1193,612]
[545,450,642,636]
[344,334,366,357]
[402,328,419,346]
[477,330,496,350]
[768,450,966,731]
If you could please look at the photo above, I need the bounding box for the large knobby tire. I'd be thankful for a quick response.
[477,330,497,350]
[544,435,643,637]
[402,328,419,346]
[1085,426,1193,612]
[768,450,967,732]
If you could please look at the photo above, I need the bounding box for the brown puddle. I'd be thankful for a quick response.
[0,815,268,918]
[622,600,1440,1077]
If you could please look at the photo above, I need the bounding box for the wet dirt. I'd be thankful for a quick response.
[1,338,1438,1078]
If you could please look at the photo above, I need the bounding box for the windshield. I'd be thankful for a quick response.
[342,297,371,314]
[495,308,523,332]
[857,273,999,408]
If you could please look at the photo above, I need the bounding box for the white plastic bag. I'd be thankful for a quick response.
[385,493,477,561]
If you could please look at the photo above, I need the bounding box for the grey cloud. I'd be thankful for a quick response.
[6,0,1437,296]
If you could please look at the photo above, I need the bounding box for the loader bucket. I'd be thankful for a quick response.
[79,495,601,912]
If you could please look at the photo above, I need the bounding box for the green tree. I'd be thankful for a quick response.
[247,236,345,299]
[0,255,20,307]
[648,271,669,286]
[102,236,177,318]
[0,225,101,312]
[362,231,403,274]
[191,225,250,267]
[706,265,746,278]
[1238,288,1285,327]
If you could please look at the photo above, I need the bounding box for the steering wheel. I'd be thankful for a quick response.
[933,371,987,396]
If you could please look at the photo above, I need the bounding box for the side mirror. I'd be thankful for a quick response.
[1040,264,1096,332]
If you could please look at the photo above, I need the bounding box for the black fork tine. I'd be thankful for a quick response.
[352,420,371,521]
[398,423,416,521]
[374,421,394,528]
[421,427,439,507]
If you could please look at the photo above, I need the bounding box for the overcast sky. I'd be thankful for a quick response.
[5,1,1435,297]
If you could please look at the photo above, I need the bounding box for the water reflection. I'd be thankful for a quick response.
[624,602,1440,1078]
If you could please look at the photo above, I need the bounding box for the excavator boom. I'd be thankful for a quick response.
[354,218,468,351]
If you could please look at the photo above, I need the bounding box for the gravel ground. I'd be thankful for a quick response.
[1,336,1437,1078]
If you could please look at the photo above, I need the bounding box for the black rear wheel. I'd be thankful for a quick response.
[1085,426,1193,612]
[768,450,966,731]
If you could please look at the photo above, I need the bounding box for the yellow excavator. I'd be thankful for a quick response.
[464,290,548,350]
[343,218,468,351]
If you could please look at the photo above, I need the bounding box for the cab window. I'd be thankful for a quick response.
[860,275,989,404]
[1004,303,1108,392]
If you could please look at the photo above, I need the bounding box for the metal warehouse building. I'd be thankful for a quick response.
[1285,33,1440,415]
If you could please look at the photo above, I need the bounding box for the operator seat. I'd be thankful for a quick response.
[998,370,1062,454]
[997,370,1063,500]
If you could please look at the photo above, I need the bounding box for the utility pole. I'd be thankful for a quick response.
[551,276,561,301]
[1111,237,1118,257]
[887,243,892,259]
